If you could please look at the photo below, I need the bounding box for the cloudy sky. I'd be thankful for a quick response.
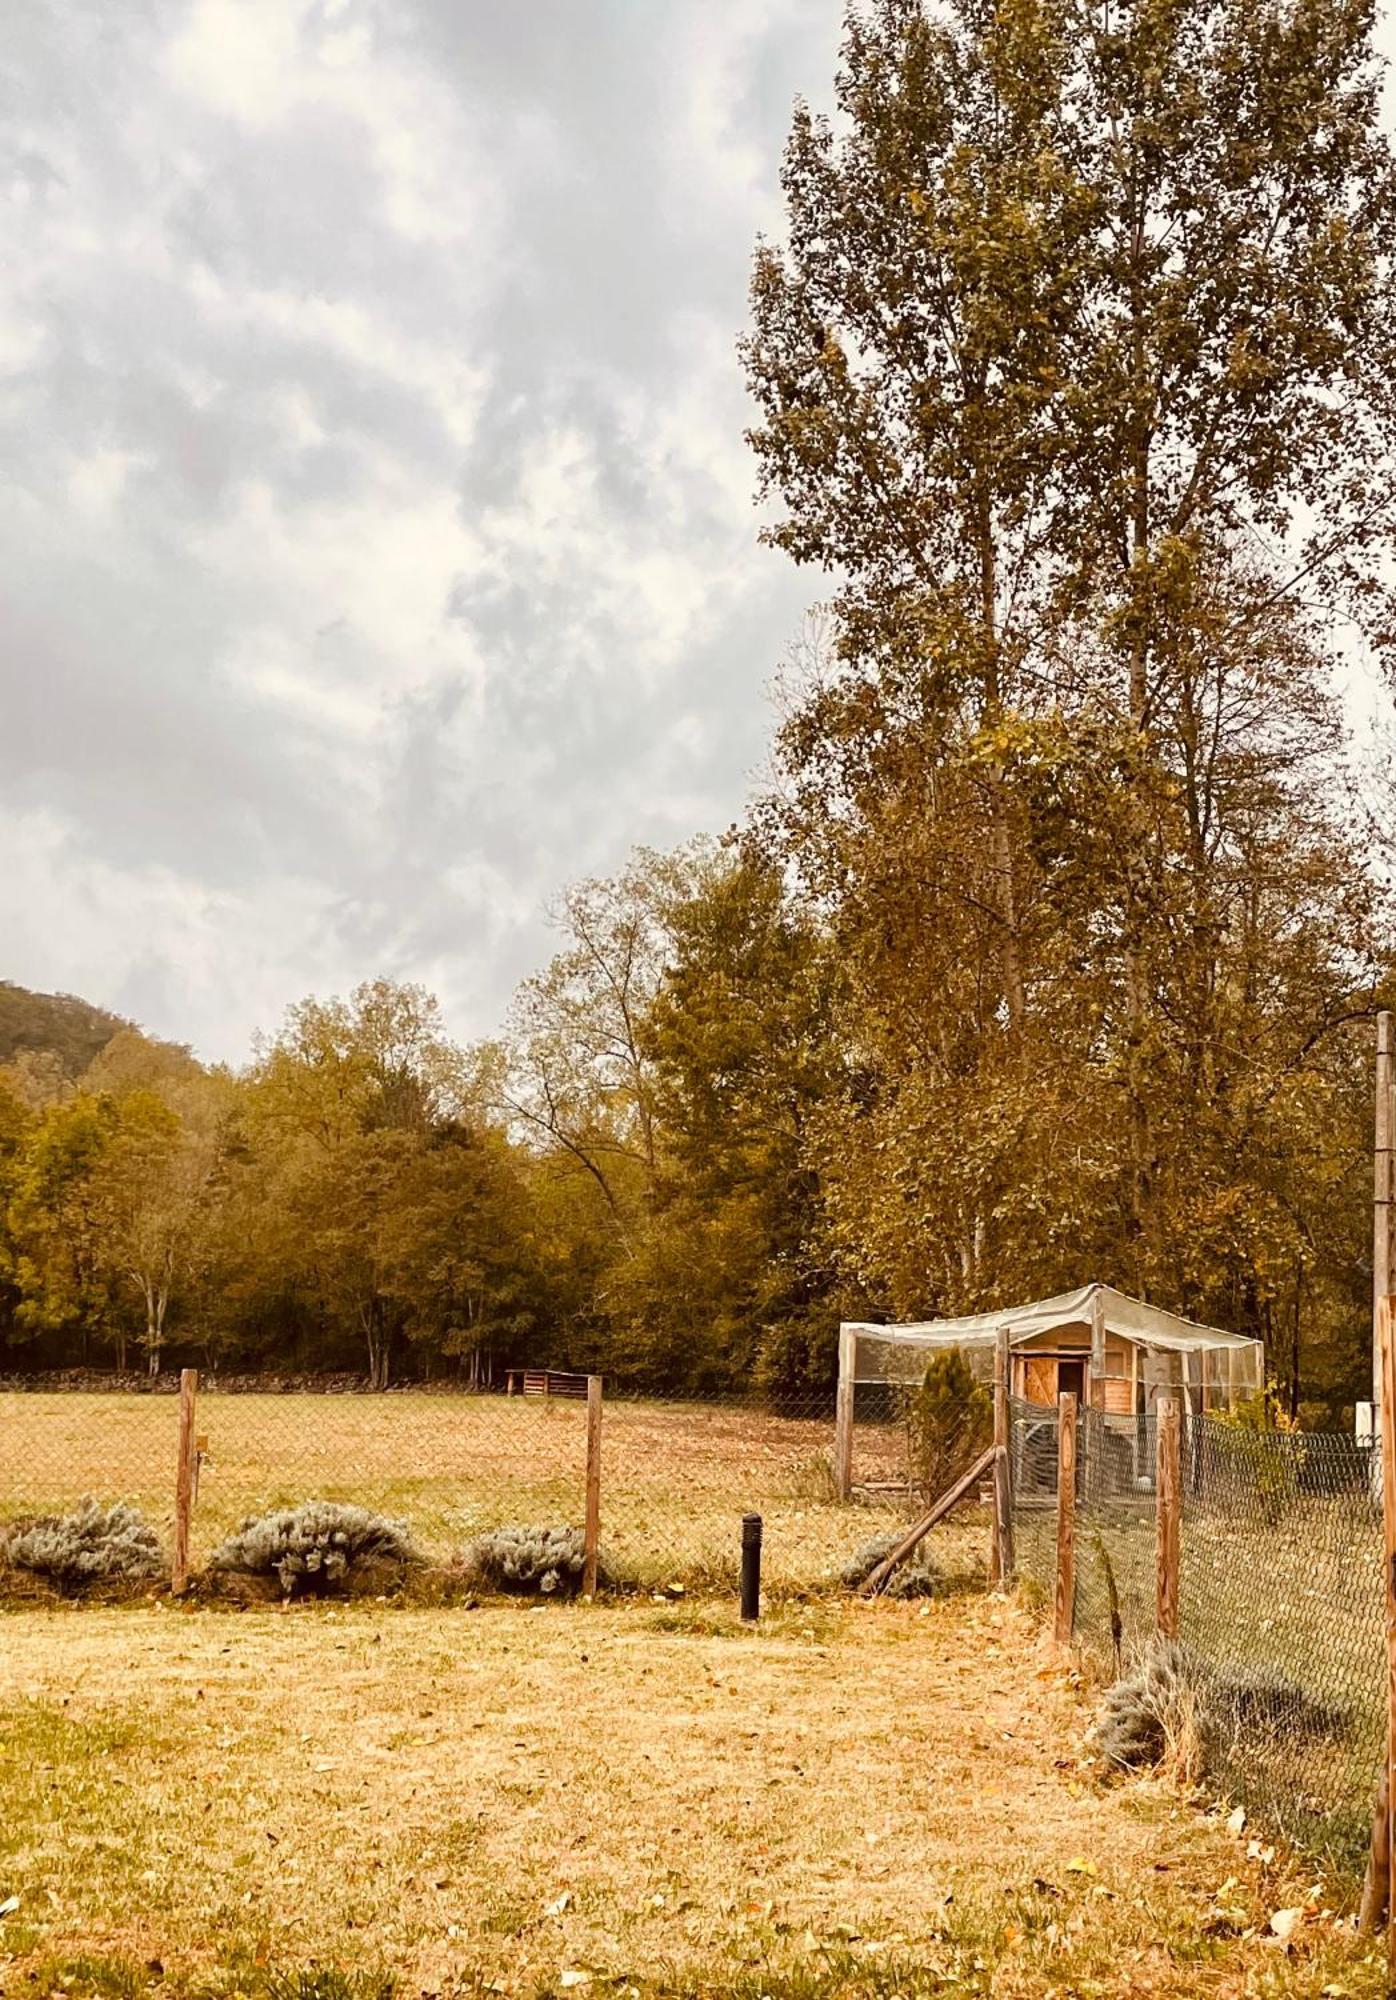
[2,0,844,1063]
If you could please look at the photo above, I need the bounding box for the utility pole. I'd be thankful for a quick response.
[1378,1010,1394,1414]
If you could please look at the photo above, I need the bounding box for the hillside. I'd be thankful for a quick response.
[0,980,131,1081]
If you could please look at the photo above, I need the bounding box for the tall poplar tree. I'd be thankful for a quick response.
[744,0,1395,1372]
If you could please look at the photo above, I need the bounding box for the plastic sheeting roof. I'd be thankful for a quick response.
[841,1282,1260,1357]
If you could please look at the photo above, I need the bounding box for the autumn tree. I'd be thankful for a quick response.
[744,0,1396,1395]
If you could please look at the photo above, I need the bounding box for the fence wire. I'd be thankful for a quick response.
[1010,1394,1383,1877]
[0,1379,970,1600]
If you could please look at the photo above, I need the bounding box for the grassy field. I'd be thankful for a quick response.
[0,1591,1385,2000]
[0,1391,947,1596]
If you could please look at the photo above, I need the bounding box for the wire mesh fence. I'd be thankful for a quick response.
[0,1378,993,1599]
[1010,1394,1384,1877]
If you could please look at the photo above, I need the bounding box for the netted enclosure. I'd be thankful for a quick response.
[839,1284,1264,1502]
[1010,1394,1383,1878]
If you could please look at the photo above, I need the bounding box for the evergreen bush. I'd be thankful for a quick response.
[465,1523,599,1596]
[209,1500,415,1598]
[903,1348,992,1502]
[4,1498,164,1592]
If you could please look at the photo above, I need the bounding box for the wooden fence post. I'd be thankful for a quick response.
[834,1324,856,1501]
[583,1374,603,1597]
[1378,1295,1396,1971]
[1375,1012,1392,1415]
[1054,1391,1077,1645]
[991,1327,1014,1588]
[1156,1392,1181,1641]
[172,1367,198,1596]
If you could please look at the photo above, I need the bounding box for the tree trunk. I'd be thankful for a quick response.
[364,1301,391,1391]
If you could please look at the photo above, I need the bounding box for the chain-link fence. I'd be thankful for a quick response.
[1010,1395,1384,1876]
[0,1379,994,1599]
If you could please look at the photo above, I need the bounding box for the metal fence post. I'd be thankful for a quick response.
[834,1325,855,1500]
[741,1512,762,1621]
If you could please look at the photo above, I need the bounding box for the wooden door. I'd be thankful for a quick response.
[1023,1355,1057,1408]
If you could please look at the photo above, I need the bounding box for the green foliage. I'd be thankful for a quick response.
[4,1498,163,1592]
[903,1350,992,1502]
[209,1501,415,1597]
[262,1970,395,2000]
[464,1523,599,1597]
[1210,1385,1305,1521]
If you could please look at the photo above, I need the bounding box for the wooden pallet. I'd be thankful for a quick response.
[506,1368,590,1400]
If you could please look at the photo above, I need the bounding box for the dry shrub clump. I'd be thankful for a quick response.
[839,1530,944,1600]
[208,1500,416,1599]
[3,1498,164,1594]
[464,1523,600,1596]
[1088,1638,1346,1788]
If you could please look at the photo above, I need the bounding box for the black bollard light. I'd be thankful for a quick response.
[740,1512,763,1622]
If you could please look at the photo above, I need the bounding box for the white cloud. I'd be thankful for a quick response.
[1,0,833,1062]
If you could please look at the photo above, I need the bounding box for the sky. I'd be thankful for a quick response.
[1,0,845,1064]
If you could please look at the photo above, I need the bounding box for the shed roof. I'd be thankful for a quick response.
[841,1282,1259,1358]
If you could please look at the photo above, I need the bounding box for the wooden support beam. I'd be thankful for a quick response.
[1089,1289,1107,1407]
[991,1327,1014,1588]
[1359,1771,1390,1934]
[1054,1392,1077,1646]
[857,1445,995,1598]
[1156,1393,1181,1641]
[583,1374,603,1597]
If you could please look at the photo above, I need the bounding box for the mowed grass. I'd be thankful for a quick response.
[0,1392,959,1595]
[0,1593,1385,2000]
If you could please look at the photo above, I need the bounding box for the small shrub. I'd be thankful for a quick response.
[4,1498,163,1593]
[465,1523,600,1597]
[840,1529,943,1600]
[1210,1385,1304,1522]
[789,1452,842,1502]
[1088,1640,1344,1784]
[903,1349,992,1502]
[209,1501,415,1598]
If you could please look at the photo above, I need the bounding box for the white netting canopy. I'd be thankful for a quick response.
[842,1282,1263,1394]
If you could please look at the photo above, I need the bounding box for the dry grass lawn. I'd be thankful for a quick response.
[0,1592,1385,2000]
